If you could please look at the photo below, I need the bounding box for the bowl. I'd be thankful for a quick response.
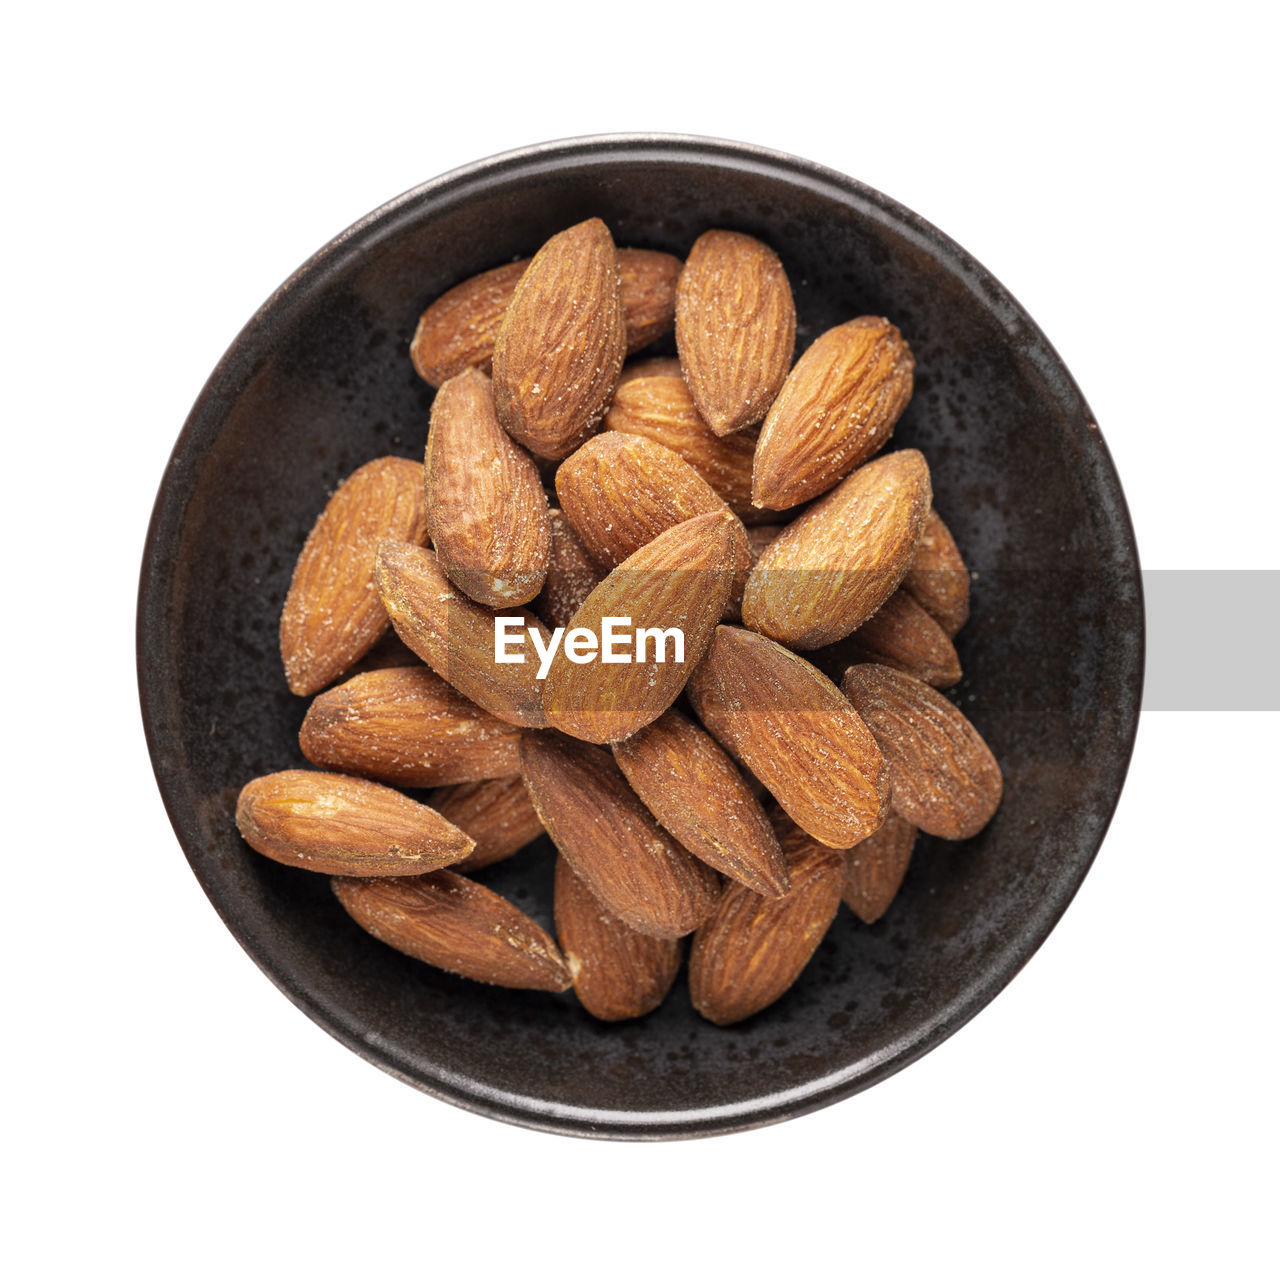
[137,134,1143,1139]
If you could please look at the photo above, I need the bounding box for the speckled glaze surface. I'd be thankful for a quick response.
[137,135,1143,1140]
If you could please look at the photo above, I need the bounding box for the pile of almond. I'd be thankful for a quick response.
[235,218,1002,1026]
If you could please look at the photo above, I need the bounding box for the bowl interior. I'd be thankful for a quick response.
[138,137,1142,1138]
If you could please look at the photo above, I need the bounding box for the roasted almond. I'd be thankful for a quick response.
[410,249,681,389]
[542,512,738,744]
[424,367,549,608]
[752,316,914,509]
[532,507,604,631]
[741,449,932,649]
[555,432,752,574]
[280,456,430,696]
[846,589,962,688]
[236,770,474,875]
[841,663,1002,840]
[688,815,844,1025]
[491,218,626,460]
[410,259,527,388]
[617,355,683,386]
[686,625,888,848]
[842,811,917,924]
[612,708,790,897]
[374,540,549,728]
[520,733,721,939]
[605,374,762,520]
[617,248,682,353]
[675,229,795,436]
[902,508,970,636]
[298,665,522,787]
[430,775,545,872]
[333,873,571,992]
[554,856,681,1021]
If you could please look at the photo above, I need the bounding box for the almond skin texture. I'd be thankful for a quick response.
[555,433,752,573]
[424,368,550,608]
[847,589,962,688]
[520,733,721,940]
[742,449,932,649]
[676,229,796,436]
[554,857,681,1021]
[843,812,917,924]
[333,873,571,992]
[374,540,549,728]
[752,316,915,509]
[902,508,971,636]
[430,776,545,872]
[280,457,430,696]
[689,816,845,1025]
[612,708,790,897]
[532,508,604,631]
[686,626,888,848]
[410,250,681,389]
[299,666,522,787]
[410,259,527,387]
[842,663,1002,840]
[542,512,738,744]
[491,218,626,460]
[236,770,474,876]
[605,374,764,521]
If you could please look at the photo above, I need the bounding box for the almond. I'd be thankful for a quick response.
[491,218,626,460]
[675,229,795,436]
[541,512,738,744]
[520,733,721,939]
[617,248,682,353]
[617,355,683,386]
[846,589,962,688]
[612,708,790,897]
[555,433,752,573]
[752,317,914,509]
[410,250,682,389]
[841,663,1002,840]
[333,873,571,992]
[842,811,916,924]
[902,508,970,636]
[280,456,430,696]
[431,775,545,872]
[374,540,549,728]
[688,814,844,1025]
[532,507,604,630]
[298,665,522,787]
[410,259,527,388]
[424,367,549,607]
[741,449,932,649]
[236,770,474,875]
[605,374,769,522]
[686,626,888,848]
[554,857,681,1020]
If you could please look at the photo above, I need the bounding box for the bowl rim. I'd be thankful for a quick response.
[137,132,1145,1141]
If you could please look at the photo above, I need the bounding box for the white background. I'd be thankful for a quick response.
[5,4,1276,1277]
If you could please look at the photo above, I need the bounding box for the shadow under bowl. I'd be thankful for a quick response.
[137,134,1143,1140]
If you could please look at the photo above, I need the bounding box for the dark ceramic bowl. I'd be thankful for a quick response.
[138,135,1142,1139]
